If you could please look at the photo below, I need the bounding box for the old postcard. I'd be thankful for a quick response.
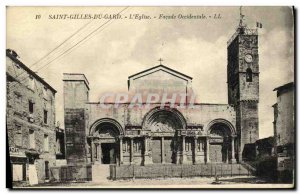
[6,6,295,189]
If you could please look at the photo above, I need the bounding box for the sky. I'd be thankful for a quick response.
[6,6,294,138]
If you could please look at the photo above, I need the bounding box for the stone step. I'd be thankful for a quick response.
[110,163,251,179]
[92,164,110,182]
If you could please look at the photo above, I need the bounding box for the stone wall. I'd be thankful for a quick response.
[50,165,92,182]
[63,74,89,166]
[275,88,294,146]
[239,101,259,158]
[86,103,236,136]
[65,109,87,165]
[63,80,89,109]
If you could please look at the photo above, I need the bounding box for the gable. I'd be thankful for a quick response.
[129,65,192,81]
[134,69,189,82]
[128,65,192,92]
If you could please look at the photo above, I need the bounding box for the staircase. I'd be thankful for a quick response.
[92,164,110,183]
[110,163,252,180]
[241,161,257,175]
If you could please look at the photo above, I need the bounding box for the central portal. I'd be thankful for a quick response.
[151,137,175,163]
[144,108,186,164]
[101,143,117,164]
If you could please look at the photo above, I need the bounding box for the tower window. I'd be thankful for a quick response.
[246,68,253,82]
[44,110,48,124]
[29,100,34,113]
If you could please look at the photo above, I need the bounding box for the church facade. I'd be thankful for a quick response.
[63,23,259,170]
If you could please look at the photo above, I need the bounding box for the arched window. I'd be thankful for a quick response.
[246,68,253,82]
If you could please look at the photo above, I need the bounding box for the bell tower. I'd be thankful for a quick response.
[227,7,259,161]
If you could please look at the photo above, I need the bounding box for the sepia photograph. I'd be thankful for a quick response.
[5,6,295,189]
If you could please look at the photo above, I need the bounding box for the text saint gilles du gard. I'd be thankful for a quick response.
[48,13,123,20]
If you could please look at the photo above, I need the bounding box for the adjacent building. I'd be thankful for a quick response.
[6,49,57,185]
[273,82,294,183]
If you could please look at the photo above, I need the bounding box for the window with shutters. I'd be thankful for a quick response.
[44,134,49,152]
[29,129,35,149]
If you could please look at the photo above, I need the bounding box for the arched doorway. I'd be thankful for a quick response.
[143,107,186,164]
[96,123,119,164]
[89,119,123,164]
[207,120,236,163]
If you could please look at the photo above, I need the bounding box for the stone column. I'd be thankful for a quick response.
[91,138,95,163]
[120,137,123,165]
[194,137,198,164]
[182,136,185,151]
[96,144,99,161]
[149,137,153,161]
[175,136,180,164]
[130,138,134,165]
[161,137,165,164]
[143,136,152,165]
[145,137,148,153]
[206,137,210,163]
[230,137,237,163]
[182,136,187,164]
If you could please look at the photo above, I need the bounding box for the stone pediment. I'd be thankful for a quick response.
[128,65,192,91]
[128,65,192,81]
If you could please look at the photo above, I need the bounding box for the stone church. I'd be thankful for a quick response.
[63,20,259,174]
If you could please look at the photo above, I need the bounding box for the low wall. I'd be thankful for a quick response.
[110,163,250,180]
[55,159,67,166]
[50,164,92,182]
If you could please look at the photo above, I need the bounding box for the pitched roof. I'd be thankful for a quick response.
[128,65,192,80]
[6,49,57,93]
[273,82,294,92]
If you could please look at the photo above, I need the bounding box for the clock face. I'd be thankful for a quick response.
[245,54,253,63]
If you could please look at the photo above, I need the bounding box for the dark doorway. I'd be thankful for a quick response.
[101,143,117,164]
[45,161,49,180]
